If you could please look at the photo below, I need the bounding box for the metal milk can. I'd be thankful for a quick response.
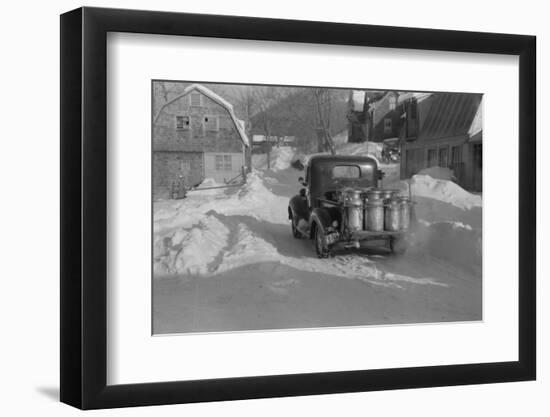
[380,189,397,201]
[399,197,411,230]
[365,199,385,232]
[365,189,384,201]
[384,198,401,231]
[343,189,363,231]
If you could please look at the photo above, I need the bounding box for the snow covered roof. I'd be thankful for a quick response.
[419,93,482,142]
[154,83,250,147]
[351,90,366,111]
[397,91,432,104]
[468,95,483,138]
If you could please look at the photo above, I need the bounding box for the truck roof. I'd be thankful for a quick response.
[308,154,378,164]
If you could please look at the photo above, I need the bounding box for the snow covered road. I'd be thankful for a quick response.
[153,147,482,334]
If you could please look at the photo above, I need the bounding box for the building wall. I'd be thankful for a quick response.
[204,152,244,184]
[154,92,244,153]
[401,134,482,191]
[153,90,248,198]
[153,151,204,200]
[368,92,402,142]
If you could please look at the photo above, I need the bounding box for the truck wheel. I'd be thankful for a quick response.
[390,236,407,255]
[291,214,302,239]
[314,225,330,258]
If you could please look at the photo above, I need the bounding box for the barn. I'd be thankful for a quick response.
[153,84,250,199]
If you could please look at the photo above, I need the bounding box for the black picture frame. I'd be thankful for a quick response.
[60,6,536,410]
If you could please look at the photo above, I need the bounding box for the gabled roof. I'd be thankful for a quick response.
[350,90,366,111]
[468,96,483,137]
[419,93,482,141]
[397,91,432,104]
[349,90,387,112]
[154,83,250,147]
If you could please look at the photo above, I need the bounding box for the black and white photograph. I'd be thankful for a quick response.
[152,81,483,334]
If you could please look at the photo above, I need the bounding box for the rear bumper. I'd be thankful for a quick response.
[350,230,406,240]
[324,229,406,246]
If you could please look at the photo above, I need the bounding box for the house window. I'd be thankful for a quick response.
[215,155,232,171]
[204,115,218,131]
[389,94,396,110]
[406,99,418,138]
[427,148,438,167]
[451,145,462,166]
[223,155,232,171]
[438,146,449,167]
[190,92,202,106]
[384,118,392,134]
[215,155,223,171]
[176,115,190,130]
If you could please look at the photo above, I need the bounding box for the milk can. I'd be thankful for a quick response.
[384,198,401,231]
[380,189,397,201]
[398,197,411,230]
[343,189,363,231]
[365,199,385,232]
[365,189,384,201]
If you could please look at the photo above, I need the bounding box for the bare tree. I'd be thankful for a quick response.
[313,88,336,154]
[251,87,283,169]
[235,87,255,131]
[278,88,337,154]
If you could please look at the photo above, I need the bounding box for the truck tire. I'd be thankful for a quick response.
[291,213,302,239]
[314,224,330,258]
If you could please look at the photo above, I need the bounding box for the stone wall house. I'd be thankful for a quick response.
[153,84,250,199]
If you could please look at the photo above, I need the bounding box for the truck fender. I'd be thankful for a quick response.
[309,207,341,239]
[288,194,309,222]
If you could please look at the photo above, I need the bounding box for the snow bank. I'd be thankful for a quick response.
[252,153,267,169]
[154,171,292,276]
[198,178,224,188]
[410,175,481,210]
[417,167,455,181]
[251,146,296,172]
[154,216,230,276]
[331,130,348,147]
[338,141,383,159]
[411,220,482,274]
[153,167,477,287]
[215,223,281,274]
[156,217,448,288]
[271,146,295,171]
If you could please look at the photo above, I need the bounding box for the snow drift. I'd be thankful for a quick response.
[408,174,482,211]
[252,146,295,172]
[154,153,482,288]
[417,166,455,181]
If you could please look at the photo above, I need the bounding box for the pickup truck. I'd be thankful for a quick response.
[288,155,412,257]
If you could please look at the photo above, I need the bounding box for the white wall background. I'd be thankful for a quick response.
[0,0,545,415]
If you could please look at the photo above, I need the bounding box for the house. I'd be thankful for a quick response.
[347,90,389,143]
[153,84,251,199]
[252,134,296,146]
[252,134,279,145]
[400,92,483,192]
[365,91,402,143]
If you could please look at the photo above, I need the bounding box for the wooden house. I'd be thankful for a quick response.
[400,92,483,192]
[347,90,392,143]
[153,84,251,199]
